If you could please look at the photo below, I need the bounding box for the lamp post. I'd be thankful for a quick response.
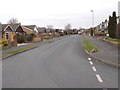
[90,10,94,36]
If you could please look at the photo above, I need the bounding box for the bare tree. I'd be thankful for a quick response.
[7,18,18,24]
[47,25,53,29]
[65,24,71,31]
[47,25,53,33]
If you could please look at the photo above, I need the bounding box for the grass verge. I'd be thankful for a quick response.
[44,40,54,44]
[104,37,120,42]
[4,46,36,55]
[81,36,86,39]
[83,40,98,52]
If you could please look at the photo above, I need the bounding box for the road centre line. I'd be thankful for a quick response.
[88,58,91,61]
[92,66,97,71]
[96,74,103,83]
[89,61,93,65]
[87,58,103,83]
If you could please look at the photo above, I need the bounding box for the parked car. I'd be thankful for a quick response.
[78,32,83,35]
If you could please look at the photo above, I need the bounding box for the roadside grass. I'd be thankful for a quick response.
[43,36,52,39]
[83,40,98,53]
[4,46,36,55]
[81,36,86,39]
[104,37,120,42]
[44,40,54,44]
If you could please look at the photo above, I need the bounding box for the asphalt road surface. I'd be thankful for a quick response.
[2,35,118,88]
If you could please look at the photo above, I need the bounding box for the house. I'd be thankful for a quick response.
[2,24,17,46]
[21,26,34,34]
[2,23,26,35]
[95,20,109,36]
[2,23,35,46]
[37,27,46,33]
[23,25,38,34]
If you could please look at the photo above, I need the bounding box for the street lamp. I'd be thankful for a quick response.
[90,10,94,36]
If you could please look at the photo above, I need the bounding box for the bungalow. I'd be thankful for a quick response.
[37,27,46,33]
[2,23,35,46]
[23,25,38,34]
[21,26,34,34]
[2,24,17,46]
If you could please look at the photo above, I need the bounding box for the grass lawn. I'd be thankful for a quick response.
[104,37,120,42]
[4,46,35,55]
[83,40,98,52]
[81,36,86,39]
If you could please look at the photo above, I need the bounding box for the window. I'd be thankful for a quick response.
[5,32,9,40]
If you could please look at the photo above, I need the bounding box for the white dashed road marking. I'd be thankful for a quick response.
[88,57,103,83]
[92,66,96,71]
[96,75,103,83]
[88,58,91,61]
[89,61,93,65]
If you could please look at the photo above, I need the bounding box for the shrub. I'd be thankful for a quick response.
[54,33,60,37]
[16,34,26,43]
[26,33,35,42]
[43,36,50,39]
[1,40,8,46]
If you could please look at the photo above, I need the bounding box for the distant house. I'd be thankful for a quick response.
[37,27,46,33]
[21,26,34,34]
[23,25,38,34]
[95,20,108,36]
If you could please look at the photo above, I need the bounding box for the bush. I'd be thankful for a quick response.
[1,40,8,46]
[16,33,36,43]
[54,33,60,37]
[16,34,26,43]
[43,36,50,39]
[26,33,35,42]
[91,29,94,36]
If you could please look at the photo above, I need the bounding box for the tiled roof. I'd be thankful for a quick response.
[2,23,20,31]
[37,27,46,32]
[2,24,8,30]
[23,25,36,30]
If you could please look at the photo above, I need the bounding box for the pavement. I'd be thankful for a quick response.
[83,34,119,67]
[2,35,118,88]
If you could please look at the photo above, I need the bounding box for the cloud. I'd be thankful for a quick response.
[0,0,119,28]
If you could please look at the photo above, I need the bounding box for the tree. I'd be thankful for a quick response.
[108,11,117,38]
[47,25,53,33]
[90,28,94,36]
[7,18,18,24]
[65,24,71,31]
[26,33,35,42]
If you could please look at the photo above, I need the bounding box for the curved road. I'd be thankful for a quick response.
[2,35,118,88]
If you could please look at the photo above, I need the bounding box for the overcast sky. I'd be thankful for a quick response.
[0,0,119,29]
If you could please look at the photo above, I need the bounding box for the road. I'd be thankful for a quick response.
[2,35,118,88]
